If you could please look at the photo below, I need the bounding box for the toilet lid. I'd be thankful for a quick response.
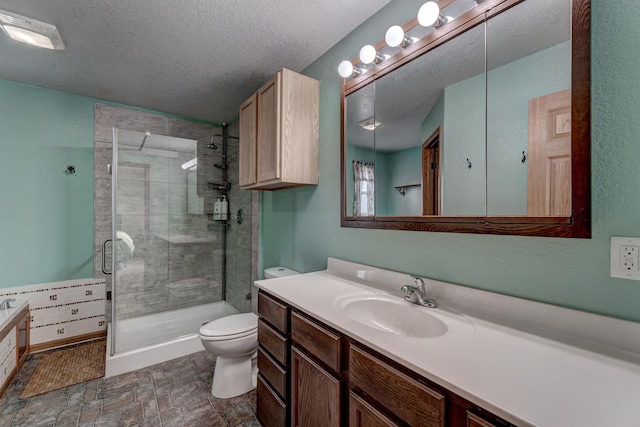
[199,312,258,337]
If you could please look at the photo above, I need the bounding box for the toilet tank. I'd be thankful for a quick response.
[264,266,300,279]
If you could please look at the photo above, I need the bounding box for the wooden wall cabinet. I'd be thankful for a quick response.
[239,68,320,190]
[256,290,514,426]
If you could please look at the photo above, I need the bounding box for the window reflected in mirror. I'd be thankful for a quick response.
[345,83,376,217]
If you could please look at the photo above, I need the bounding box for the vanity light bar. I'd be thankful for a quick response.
[337,0,470,78]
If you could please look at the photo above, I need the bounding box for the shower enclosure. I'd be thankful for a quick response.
[104,126,253,375]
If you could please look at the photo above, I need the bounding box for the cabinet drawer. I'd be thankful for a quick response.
[349,344,445,427]
[258,291,289,333]
[258,347,287,398]
[257,374,286,427]
[291,311,341,372]
[258,319,287,366]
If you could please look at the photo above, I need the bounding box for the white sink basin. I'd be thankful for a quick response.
[336,294,449,338]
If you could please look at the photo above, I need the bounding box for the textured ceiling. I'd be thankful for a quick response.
[0,0,390,123]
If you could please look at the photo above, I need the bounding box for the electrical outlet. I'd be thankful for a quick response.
[621,246,639,271]
[610,237,640,280]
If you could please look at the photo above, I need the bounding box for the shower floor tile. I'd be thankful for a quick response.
[0,348,260,426]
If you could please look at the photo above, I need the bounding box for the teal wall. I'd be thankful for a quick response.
[261,0,640,323]
[374,151,391,216]
[0,81,95,288]
[0,80,218,289]
[386,147,421,216]
[442,73,486,215]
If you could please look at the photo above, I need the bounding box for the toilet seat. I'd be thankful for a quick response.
[199,312,258,341]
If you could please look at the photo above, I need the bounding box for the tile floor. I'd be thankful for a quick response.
[0,347,260,427]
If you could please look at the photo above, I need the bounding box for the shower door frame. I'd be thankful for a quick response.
[110,127,119,355]
[110,137,152,354]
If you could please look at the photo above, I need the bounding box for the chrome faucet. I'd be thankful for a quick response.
[0,298,16,310]
[401,277,437,308]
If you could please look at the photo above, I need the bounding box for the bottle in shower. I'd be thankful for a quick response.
[220,195,228,221]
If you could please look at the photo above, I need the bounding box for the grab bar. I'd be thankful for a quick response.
[102,238,112,274]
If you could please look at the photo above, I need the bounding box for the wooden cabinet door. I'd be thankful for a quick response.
[349,392,399,427]
[257,375,286,427]
[467,412,500,427]
[291,346,341,427]
[257,73,281,183]
[239,94,257,187]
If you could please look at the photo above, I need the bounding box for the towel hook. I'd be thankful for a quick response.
[466,158,472,169]
[521,151,527,163]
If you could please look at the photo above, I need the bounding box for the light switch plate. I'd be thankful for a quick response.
[610,236,640,280]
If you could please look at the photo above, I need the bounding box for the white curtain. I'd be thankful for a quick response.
[353,161,375,216]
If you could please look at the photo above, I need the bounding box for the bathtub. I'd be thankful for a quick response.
[105,301,239,378]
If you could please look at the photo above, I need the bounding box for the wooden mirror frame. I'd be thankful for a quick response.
[340,0,590,238]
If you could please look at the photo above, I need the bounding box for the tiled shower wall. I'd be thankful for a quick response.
[94,104,259,322]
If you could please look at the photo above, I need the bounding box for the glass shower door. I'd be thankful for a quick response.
[111,128,224,354]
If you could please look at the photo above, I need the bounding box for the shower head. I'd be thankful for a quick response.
[207,135,218,150]
[139,130,151,151]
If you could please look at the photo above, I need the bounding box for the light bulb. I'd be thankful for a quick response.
[338,60,355,78]
[418,2,444,28]
[385,25,410,48]
[359,44,383,65]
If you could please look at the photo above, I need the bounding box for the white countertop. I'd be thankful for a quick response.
[255,258,640,427]
[0,298,28,330]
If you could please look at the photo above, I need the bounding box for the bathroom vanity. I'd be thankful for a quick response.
[0,299,30,397]
[255,259,640,426]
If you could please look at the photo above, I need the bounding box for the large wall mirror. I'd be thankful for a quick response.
[340,0,590,237]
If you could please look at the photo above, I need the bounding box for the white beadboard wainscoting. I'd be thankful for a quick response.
[0,278,106,349]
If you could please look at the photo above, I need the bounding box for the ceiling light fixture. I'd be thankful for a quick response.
[385,25,411,48]
[417,2,446,29]
[358,117,381,131]
[359,45,384,65]
[338,60,362,78]
[0,9,65,50]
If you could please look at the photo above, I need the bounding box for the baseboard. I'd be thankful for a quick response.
[30,331,107,353]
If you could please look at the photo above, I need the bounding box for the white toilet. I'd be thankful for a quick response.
[199,266,300,398]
